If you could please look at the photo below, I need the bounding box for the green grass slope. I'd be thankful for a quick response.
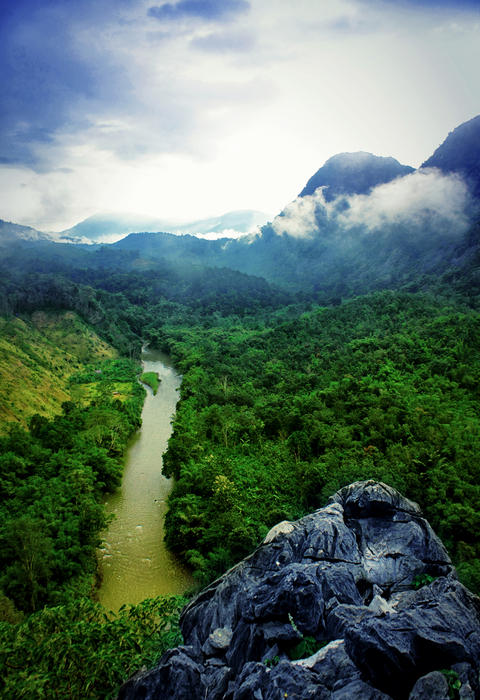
[0,311,115,431]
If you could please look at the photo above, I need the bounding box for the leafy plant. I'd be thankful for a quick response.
[440,669,462,699]
[412,573,437,590]
[264,655,280,667]
[0,595,186,699]
[287,636,327,661]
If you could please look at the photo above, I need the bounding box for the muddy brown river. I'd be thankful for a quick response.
[98,348,192,612]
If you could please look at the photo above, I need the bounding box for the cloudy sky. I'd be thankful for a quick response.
[0,0,479,231]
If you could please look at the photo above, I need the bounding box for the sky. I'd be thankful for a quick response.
[0,0,479,232]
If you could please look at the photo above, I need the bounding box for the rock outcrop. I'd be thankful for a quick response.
[119,481,480,699]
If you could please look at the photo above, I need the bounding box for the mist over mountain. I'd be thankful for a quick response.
[2,115,480,302]
[298,152,414,200]
[0,219,52,246]
[170,210,269,238]
[108,116,480,298]
[259,174,474,294]
[58,214,169,244]
[58,210,269,244]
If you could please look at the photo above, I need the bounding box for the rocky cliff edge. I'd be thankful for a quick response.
[119,480,480,699]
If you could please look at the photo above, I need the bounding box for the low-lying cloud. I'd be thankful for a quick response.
[340,169,471,232]
[272,195,321,239]
[272,168,473,246]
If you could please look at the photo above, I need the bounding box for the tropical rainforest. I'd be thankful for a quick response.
[1,115,480,697]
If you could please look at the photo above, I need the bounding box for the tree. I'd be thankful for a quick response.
[2,517,53,612]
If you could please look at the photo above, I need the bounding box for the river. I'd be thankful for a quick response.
[97,347,192,612]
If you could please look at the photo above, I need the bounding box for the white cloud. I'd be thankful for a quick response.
[272,192,324,238]
[271,168,473,248]
[339,168,471,232]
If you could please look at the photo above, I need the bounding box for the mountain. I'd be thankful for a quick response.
[58,214,167,243]
[298,152,414,200]
[4,115,480,301]
[58,209,269,244]
[115,230,227,263]
[113,115,480,296]
[422,114,480,198]
[0,219,51,246]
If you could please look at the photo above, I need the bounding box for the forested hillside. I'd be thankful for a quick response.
[2,245,480,695]
[0,312,115,430]
[0,311,189,697]
[153,291,480,592]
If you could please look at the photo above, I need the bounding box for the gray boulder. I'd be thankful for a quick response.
[118,480,480,699]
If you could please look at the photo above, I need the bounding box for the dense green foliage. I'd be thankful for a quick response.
[0,329,189,699]
[0,244,294,322]
[140,371,160,395]
[0,595,185,699]
[0,358,144,613]
[2,217,480,696]
[155,291,480,589]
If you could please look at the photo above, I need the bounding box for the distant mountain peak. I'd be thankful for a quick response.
[58,210,270,244]
[421,114,480,198]
[299,151,414,200]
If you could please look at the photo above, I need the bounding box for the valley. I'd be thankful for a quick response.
[1,114,480,697]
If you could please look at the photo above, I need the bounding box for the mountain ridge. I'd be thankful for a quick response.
[298,151,414,200]
[422,114,480,198]
[109,115,480,294]
[0,219,52,246]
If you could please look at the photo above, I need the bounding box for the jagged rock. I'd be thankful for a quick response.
[119,646,204,699]
[408,671,450,699]
[453,663,477,699]
[345,576,480,697]
[118,481,480,699]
